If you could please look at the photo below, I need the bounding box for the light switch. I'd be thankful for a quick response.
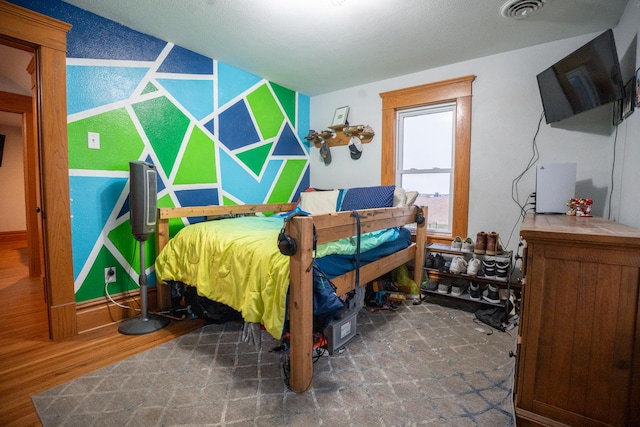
[88,132,100,149]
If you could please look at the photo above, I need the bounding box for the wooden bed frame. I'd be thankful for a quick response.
[155,203,427,392]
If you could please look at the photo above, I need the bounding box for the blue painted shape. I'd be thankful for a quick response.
[11,0,167,61]
[297,94,311,153]
[217,62,262,108]
[219,101,260,150]
[156,79,214,121]
[174,188,219,223]
[273,123,306,156]
[158,45,213,74]
[117,194,130,220]
[70,175,128,280]
[293,167,311,202]
[204,118,215,136]
[67,65,149,115]
[219,150,282,204]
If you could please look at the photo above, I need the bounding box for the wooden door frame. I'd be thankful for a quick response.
[0,1,76,340]
[0,89,41,279]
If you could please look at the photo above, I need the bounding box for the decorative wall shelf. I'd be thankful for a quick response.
[306,124,375,148]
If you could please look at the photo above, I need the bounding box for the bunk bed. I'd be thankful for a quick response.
[154,200,427,392]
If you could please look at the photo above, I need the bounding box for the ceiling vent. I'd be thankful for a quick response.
[500,0,552,19]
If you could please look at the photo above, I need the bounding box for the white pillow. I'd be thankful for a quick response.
[405,191,419,206]
[299,190,340,214]
[393,187,406,207]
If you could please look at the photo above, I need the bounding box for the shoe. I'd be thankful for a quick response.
[496,260,510,281]
[451,236,463,251]
[425,253,435,269]
[449,256,467,274]
[482,284,500,304]
[461,237,474,253]
[482,258,496,279]
[421,279,439,292]
[451,279,467,296]
[469,282,481,300]
[434,254,447,272]
[467,258,482,277]
[486,232,499,255]
[474,232,487,254]
[437,280,452,294]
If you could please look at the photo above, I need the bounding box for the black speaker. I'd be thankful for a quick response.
[129,161,157,242]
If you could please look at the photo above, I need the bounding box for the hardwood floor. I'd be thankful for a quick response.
[0,239,204,426]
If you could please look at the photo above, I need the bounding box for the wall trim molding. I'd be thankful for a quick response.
[76,288,159,333]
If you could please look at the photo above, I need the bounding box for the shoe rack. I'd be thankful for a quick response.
[305,124,375,148]
[421,242,516,307]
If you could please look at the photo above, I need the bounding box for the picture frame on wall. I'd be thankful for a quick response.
[331,106,349,127]
[635,67,640,107]
[613,98,623,126]
[622,77,635,119]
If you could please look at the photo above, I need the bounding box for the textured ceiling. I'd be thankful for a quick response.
[60,0,630,96]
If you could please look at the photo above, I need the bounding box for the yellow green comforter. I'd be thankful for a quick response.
[155,216,400,339]
[155,216,289,339]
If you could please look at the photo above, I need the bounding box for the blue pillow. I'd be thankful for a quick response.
[339,185,396,211]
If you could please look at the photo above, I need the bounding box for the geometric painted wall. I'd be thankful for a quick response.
[11,0,311,302]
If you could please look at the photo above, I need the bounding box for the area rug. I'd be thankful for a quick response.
[32,297,516,426]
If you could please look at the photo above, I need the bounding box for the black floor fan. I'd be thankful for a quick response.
[118,161,170,335]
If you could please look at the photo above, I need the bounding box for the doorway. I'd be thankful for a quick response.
[0,1,76,340]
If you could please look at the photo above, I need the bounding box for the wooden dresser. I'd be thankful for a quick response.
[516,214,640,427]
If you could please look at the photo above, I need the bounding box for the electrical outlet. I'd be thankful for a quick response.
[104,266,116,283]
[88,131,100,149]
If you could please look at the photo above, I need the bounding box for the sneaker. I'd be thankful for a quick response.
[437,280,452,294]
[486,231,499,255]
[449,256,467,274]
[461,237,474,253]
[434,254,447,272]
[482,284,500,304]
[421,279,439,292]
[451,236,463,251]
[469,282,481,300]
[496,260,510,281]
[482,258,496,279]
[425,253,435,269]
[466,258,482,276]
[451,279,467,296]
[474,231,487,254]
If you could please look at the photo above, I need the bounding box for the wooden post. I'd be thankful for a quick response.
[413,206,428,285]
[287,215,314,392]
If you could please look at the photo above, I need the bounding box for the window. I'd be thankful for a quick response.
[380,75,474,243]
[397,103,455,233]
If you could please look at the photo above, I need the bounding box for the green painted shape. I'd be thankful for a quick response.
[68,108,145,171]
[236,142,272,176]
[132,96,190,176]
[222,196,238,206]
[108,221,155,275]
[142,82,158,94]
[75,246,134,302]
[267,159,307,203]
[174,126,217,184]
[246,84,284,140]
[158,194,184,238]
[271,82,296,127]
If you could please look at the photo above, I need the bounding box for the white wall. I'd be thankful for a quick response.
[310,0,640,252]
[0,124,26,232]
[611,0,640,228]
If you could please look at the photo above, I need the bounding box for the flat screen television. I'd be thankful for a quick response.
[536,29,624,124]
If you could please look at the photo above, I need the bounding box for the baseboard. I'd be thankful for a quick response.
[0,230,27,242]
[76,287,158,333]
